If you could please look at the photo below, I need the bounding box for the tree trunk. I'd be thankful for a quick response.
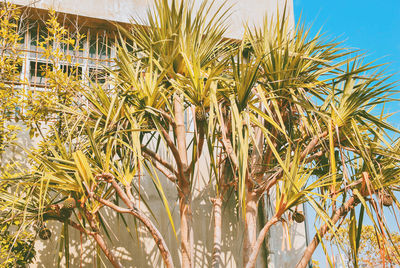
[245,216,279,268]
[211,197,222,268]
[243,192,259,266]
[179,185,194,268]
[173,94,193,268]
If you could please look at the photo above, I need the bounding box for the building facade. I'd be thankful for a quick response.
[5,1,307,267]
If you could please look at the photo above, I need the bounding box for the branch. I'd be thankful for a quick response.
[146,157,177,182]
[93,195,131,213]
[158,123,186,181]
[158,109,176,128]
[43,201,121,267]
[66,219,96,235]
[245,216,280,268]
[125,184,138,208]
[259,170,281,195]
[46,213,96,236]
[92,174,174,268]
[141,145,179,179]
[84,210,123,268]
[300,131,328,160]
[258,131,328,195]
[304,150,324,163]
[296,196,358,268]
[93,194,174,268]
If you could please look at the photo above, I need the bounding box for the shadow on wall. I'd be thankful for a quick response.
[18,131,304,267]
[264,192,308,268]
[2,122,40,168]
[266,220,307,268]
[34,179,242,267]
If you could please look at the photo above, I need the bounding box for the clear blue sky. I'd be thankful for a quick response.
[294,1,400,266]
[294,0,400,125]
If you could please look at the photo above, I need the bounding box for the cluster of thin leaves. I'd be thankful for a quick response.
[1,0,400,267]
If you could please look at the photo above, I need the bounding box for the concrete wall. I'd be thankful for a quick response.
[9,0,294,38]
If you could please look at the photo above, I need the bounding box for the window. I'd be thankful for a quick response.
[29,61,53,85]
[89,32,113,65]
[29,24,49,50]
[17,30,25,46]
[61,34,86,63]
[89,67,108,84]
[60,64,82,79]
[14,21,118,88]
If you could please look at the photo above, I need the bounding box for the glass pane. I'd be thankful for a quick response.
[29,61,53,85]
[89,32,113,63]
[60,64,82,79]
[89,67,108,84]
[30,26,42,48]
[17,30,25,46]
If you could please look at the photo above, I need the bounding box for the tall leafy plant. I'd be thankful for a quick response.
[1,1,400,268]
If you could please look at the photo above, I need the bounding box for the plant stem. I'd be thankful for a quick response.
[174,94,193,268]
[296,196,356,268]
[243,191,259,266]
[245,216,279,268]
[93,180,174,268]
[86,213,122,268]
[179,184,193,268]
[211,197,222,268]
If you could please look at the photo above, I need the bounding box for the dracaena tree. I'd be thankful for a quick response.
[112,0,234,266]
[2,0,400,267]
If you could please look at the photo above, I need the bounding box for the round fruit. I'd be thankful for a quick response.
[382,194,393,207]
[60,207,72,219]
[293,211,305,223]
[63,197,76,209]
[39,228,51,240]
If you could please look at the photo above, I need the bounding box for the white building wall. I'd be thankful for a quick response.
[9,0,294,38]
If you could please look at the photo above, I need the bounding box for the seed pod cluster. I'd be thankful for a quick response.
[60,207,72,219]
[382,193,393,207]
[63,197,76,209]
[39,228,51,240]
[293,211,305,223]
[60,197,76,219]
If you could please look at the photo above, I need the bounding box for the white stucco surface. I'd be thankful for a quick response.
[10,0,294,38]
